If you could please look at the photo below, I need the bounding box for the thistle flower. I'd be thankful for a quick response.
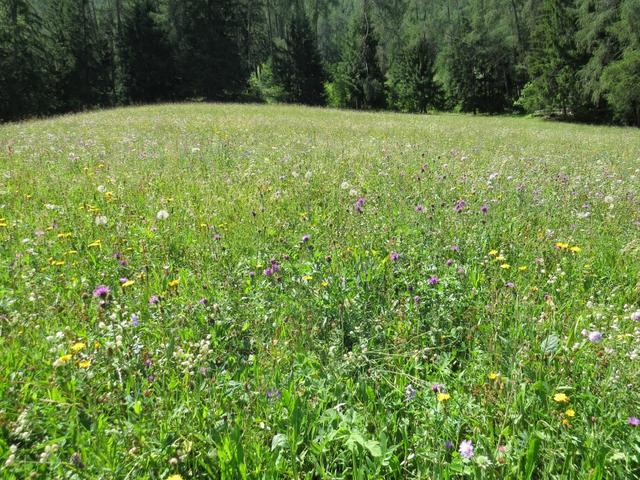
[92,285,110,298]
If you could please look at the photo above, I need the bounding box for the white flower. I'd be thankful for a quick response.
[95,215,108,226]
[340,181,350,190]
[604,195,614,204]
[631,310,640,322]
[305,170,312,179]
[97,185,107,193]
[156,210,169,220]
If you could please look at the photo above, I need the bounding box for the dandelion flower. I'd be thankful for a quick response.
[569,246,581,253]
[167,475,184,480]
[553,393,570,403]
[53,354,72,367]
[565,409,575,417]
[78,360,91,368]
[437,392,450,402]
[156,210,170,220]
[168,279,180,287]
[500,263,511,269]
[71,342,86,353]
[518,265,528,271]
[488,250,498,256]
[488,372,500,381]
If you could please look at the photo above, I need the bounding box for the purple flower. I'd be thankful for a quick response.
[405,384,417,401]
[199,298,208,305]
[213,233,221,241]
[628,416,640,426]
[266,389,282,400]
[119,277,129,284]
[480,204,489,214]
[444,440,454,450]
[505,281,515,288]
[390,251,400,262]
[459,440,474,459]
[451,245,459,252]
[263,267,274,277]
[428,275,439,285]
[446,259,453,266]
[588,331,603,343]
[431,383,444,393]
[413,295,421,305]
[630,310,640,322]
[148,295,160,305]
[131,313,139,327]
[301,234,310,243]
[354,197,366,213]
[92,285,110,298]
[454,199,466,213]
[415,204,424,212]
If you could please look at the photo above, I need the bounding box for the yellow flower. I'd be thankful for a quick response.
[488,372,500,381]
[88,239,102,248]
[565,409,575,417]
[500,263,511,269]
[555,242,569,250]
[54,354,73,366]
[569,246,581,253]
[321,281,329,287]
[199,223,208,228]
[488,250,498,256]
[167,475,183,480]
[168,279,180,287]
[122,280,135,288]
[518,265,528,271]
[57,232,72,239]
[94,341,101,349]
[495,255,506,261]
[302,275,313,282]
[65,250,78,255]
[71,342,86,353]
[562,418,570,426]
[553,393,570,403]
[437,392,451,402]
[50,259,65,266]
[0,218,7,227]
[78,360,91,368]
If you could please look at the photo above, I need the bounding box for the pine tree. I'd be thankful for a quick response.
[272,6,325,105]
[121,0,176,103]
[332,6,386,109]
[386,36,442,113]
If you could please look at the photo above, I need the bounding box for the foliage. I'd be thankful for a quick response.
[1,104,640,477]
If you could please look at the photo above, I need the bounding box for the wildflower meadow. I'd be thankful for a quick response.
[1,103,640,478]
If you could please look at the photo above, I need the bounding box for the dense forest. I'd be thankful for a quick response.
[1,0,639,125]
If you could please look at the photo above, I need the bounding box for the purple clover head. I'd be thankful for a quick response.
[505,281,515,288]
[301,234,310,243]
[415,204,424,212]
[428,275,439,285]
[92,285,111,298]
[454,199,466,213]
[628,416,640,426]
[459,440,474,459]
[148,295,160,305]
[480,204,489,214]
[390,251,400,262]
[588,331,603,343]
[431,383,444,393]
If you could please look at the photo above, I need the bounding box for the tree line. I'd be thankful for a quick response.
[1,0,639,126]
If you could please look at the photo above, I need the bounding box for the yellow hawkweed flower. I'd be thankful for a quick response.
[565,409,575,417]
[555,242,569,250]
[302,275,313,282]
[500,263,511,269]
[488,372,500,381]
[78,360,91,368]
[553,393,570,403]
[71,342,86,353]
[168,279,180,287]
[54,354,73,366]
[569,246,581,253]
[518,265,528,271]
[167,475,184,480]
[437,392,451,402]
[488,249,498,256]
[321,281,329,287]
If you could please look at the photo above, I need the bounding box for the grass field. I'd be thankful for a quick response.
[1,104,640,479]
